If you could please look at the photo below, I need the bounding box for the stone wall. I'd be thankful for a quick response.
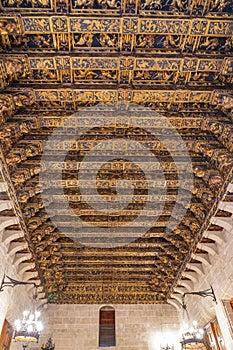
[34,304,181,350]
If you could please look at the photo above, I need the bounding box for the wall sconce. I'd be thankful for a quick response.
[0,274,37,292]
[182,286,217,310]
[180,286,217,349]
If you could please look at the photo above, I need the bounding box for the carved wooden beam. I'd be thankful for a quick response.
[20,16,233,36]
[193,141,233,176]
[0,0,232,17]
[31,88,233,104]
[3,55,229,88]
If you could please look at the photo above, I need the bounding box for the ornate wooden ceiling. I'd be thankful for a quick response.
[0,0,233,304]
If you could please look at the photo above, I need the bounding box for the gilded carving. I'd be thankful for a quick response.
[23,17,50,33]
[0,17,22,35]
[0,56,29,89]
[0,94,14,125]
[222,95,233,109]
[0,2,232,304]
[6,141,43,167]
[2,0,51,7]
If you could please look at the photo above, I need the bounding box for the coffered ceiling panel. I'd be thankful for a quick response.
[0,0,232,304]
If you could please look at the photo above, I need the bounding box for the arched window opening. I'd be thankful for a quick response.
[99,306,116,347]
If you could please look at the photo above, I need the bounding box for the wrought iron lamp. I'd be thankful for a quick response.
[180,286,217,349]
[180,320,204,349]
[154,332,176,350]
[14,309,43,344]
[41,338,55,350]
[12,282,43,347]
[0,273,43,348]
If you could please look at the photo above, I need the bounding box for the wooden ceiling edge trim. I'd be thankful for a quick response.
[0,151,45,295]
[172,181,233,302]
[169,164,233,290]
[0,179,42,284]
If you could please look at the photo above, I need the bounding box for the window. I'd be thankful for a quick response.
[99,306,116,347]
